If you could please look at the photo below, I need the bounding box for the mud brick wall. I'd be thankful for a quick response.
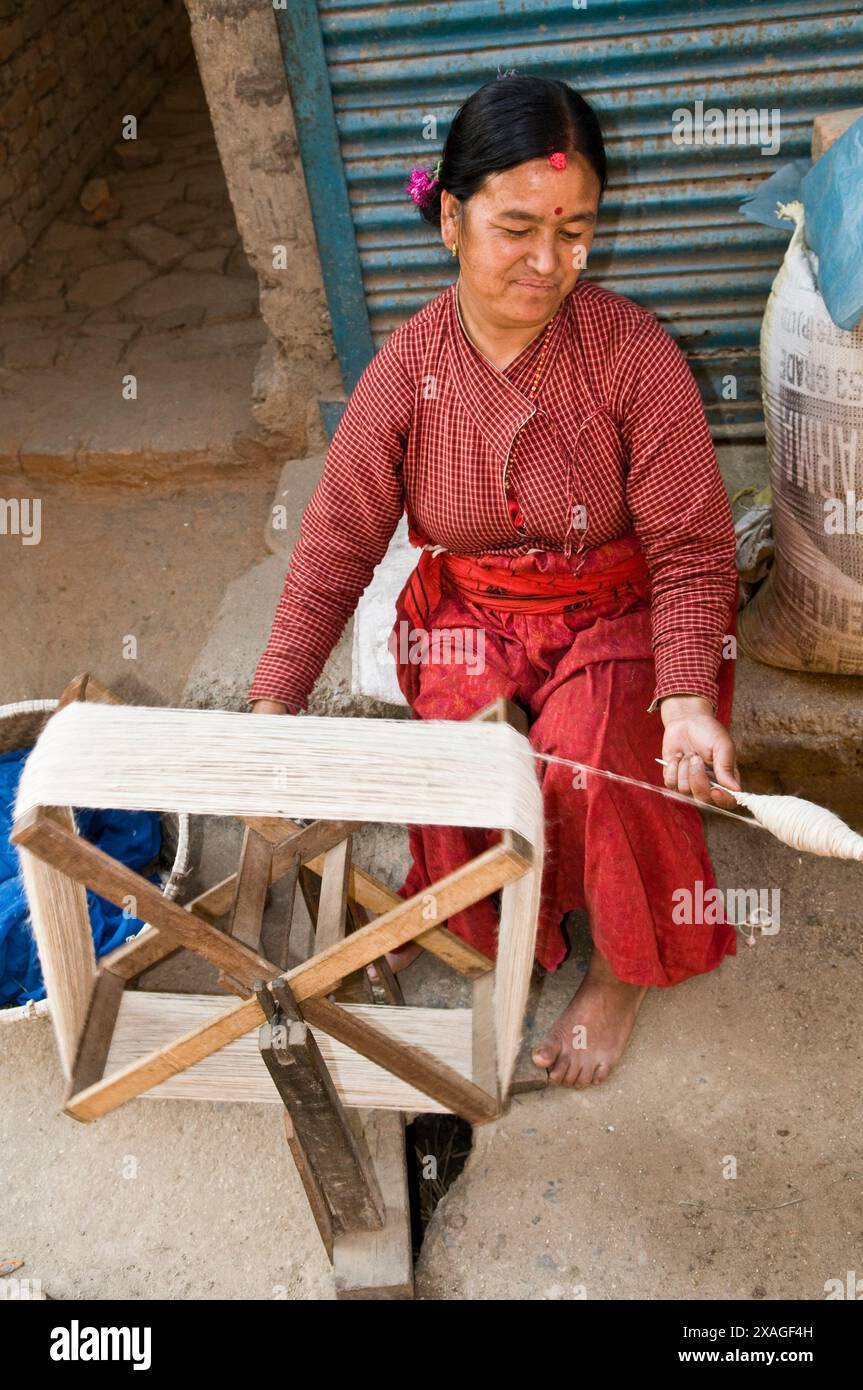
[185,0,343,437]
[0,0,192,280]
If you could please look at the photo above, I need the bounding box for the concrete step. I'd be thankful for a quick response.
[0,345,284,486]
[733,653,863,817]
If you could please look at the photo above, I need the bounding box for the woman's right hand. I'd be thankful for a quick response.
[250,699,290,715]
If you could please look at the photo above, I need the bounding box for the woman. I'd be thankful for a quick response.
[249,75,742,1090]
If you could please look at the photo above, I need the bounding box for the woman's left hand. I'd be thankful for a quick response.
[660,694,741,811]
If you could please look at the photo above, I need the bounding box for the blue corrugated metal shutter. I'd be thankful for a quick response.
[277,1,863,440]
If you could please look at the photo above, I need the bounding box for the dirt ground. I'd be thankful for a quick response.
[2,466,861,1301]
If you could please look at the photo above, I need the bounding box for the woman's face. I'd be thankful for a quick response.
[440,152,601,326]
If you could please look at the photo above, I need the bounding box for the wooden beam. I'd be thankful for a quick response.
[302,995,498,1125]
[119,853,501,997]
[267,819,363,867]
[474,695,528,735]
[63,967,126,1106]
[65,989,268,1122]
[236,816,304,846]
[101,867,251,982]
[283,1111,335,1260]
[61,841,530,1122]
[228,827,273,951]
[511,1071,550,1096]
[412,920,493,978]
[322,875,413,1296]
[80,673,126,706]
[259,1011,384,1237]
[350,901,402,1007]
[290,839,529,1002]
[312,857,497,979]
[301,853,495,978]
[55,674,90,711]
[216,826,280,994]
[102,821,366,983]
[11,807,281,990]
[333,1111,414,1300]
[275,822,499,979]
[56,672,125,711]
[272,860,301,973]
[471,969,498,1104]
[104,993,472,1113]
[298,861,321,927]
[301,858,407,1004]
[99,926,170,981]
[101,818,497,986]
[315,837,352,955]
[812,105,863,160]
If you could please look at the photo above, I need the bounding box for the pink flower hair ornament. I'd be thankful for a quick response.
[406,157,443,207]
[407,149,565,205]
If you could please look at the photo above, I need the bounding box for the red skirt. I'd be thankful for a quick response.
[390,532,738,986]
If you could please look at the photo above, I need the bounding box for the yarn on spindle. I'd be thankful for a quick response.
[729,790,863,861]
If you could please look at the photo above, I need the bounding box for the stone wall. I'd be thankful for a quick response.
[0,0,192,280]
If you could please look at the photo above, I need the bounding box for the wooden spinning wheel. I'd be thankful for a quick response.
[10,675,542,1295]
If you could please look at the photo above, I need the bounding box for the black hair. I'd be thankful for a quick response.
[416,75,607,227]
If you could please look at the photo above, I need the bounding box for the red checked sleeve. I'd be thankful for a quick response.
[247,346,413,711]
[613,317,738,715]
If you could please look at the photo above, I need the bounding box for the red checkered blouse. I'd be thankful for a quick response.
[248,278,737,715]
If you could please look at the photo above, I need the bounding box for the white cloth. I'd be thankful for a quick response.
[350,513,417,707]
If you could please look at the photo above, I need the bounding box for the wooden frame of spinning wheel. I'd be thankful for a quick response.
[10,679,534,1132]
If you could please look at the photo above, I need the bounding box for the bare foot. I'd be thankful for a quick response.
[532,948,648,1088]
[367,939,423,983]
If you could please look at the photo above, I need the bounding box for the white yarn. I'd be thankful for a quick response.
[106,992,472,1113]
[14,703,540,840]
[730,791,863,860]
[15,806,95,1076]
[544,751,863,862]
[13,702,544,1095]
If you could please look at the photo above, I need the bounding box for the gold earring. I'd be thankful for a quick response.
[451,242,458,257]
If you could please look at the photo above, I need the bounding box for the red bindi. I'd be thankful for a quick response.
[554,206,562,216]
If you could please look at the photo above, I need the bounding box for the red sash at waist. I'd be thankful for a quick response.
[400,542,650,631]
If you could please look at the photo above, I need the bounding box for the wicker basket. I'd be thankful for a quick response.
[0,697,192,1024]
